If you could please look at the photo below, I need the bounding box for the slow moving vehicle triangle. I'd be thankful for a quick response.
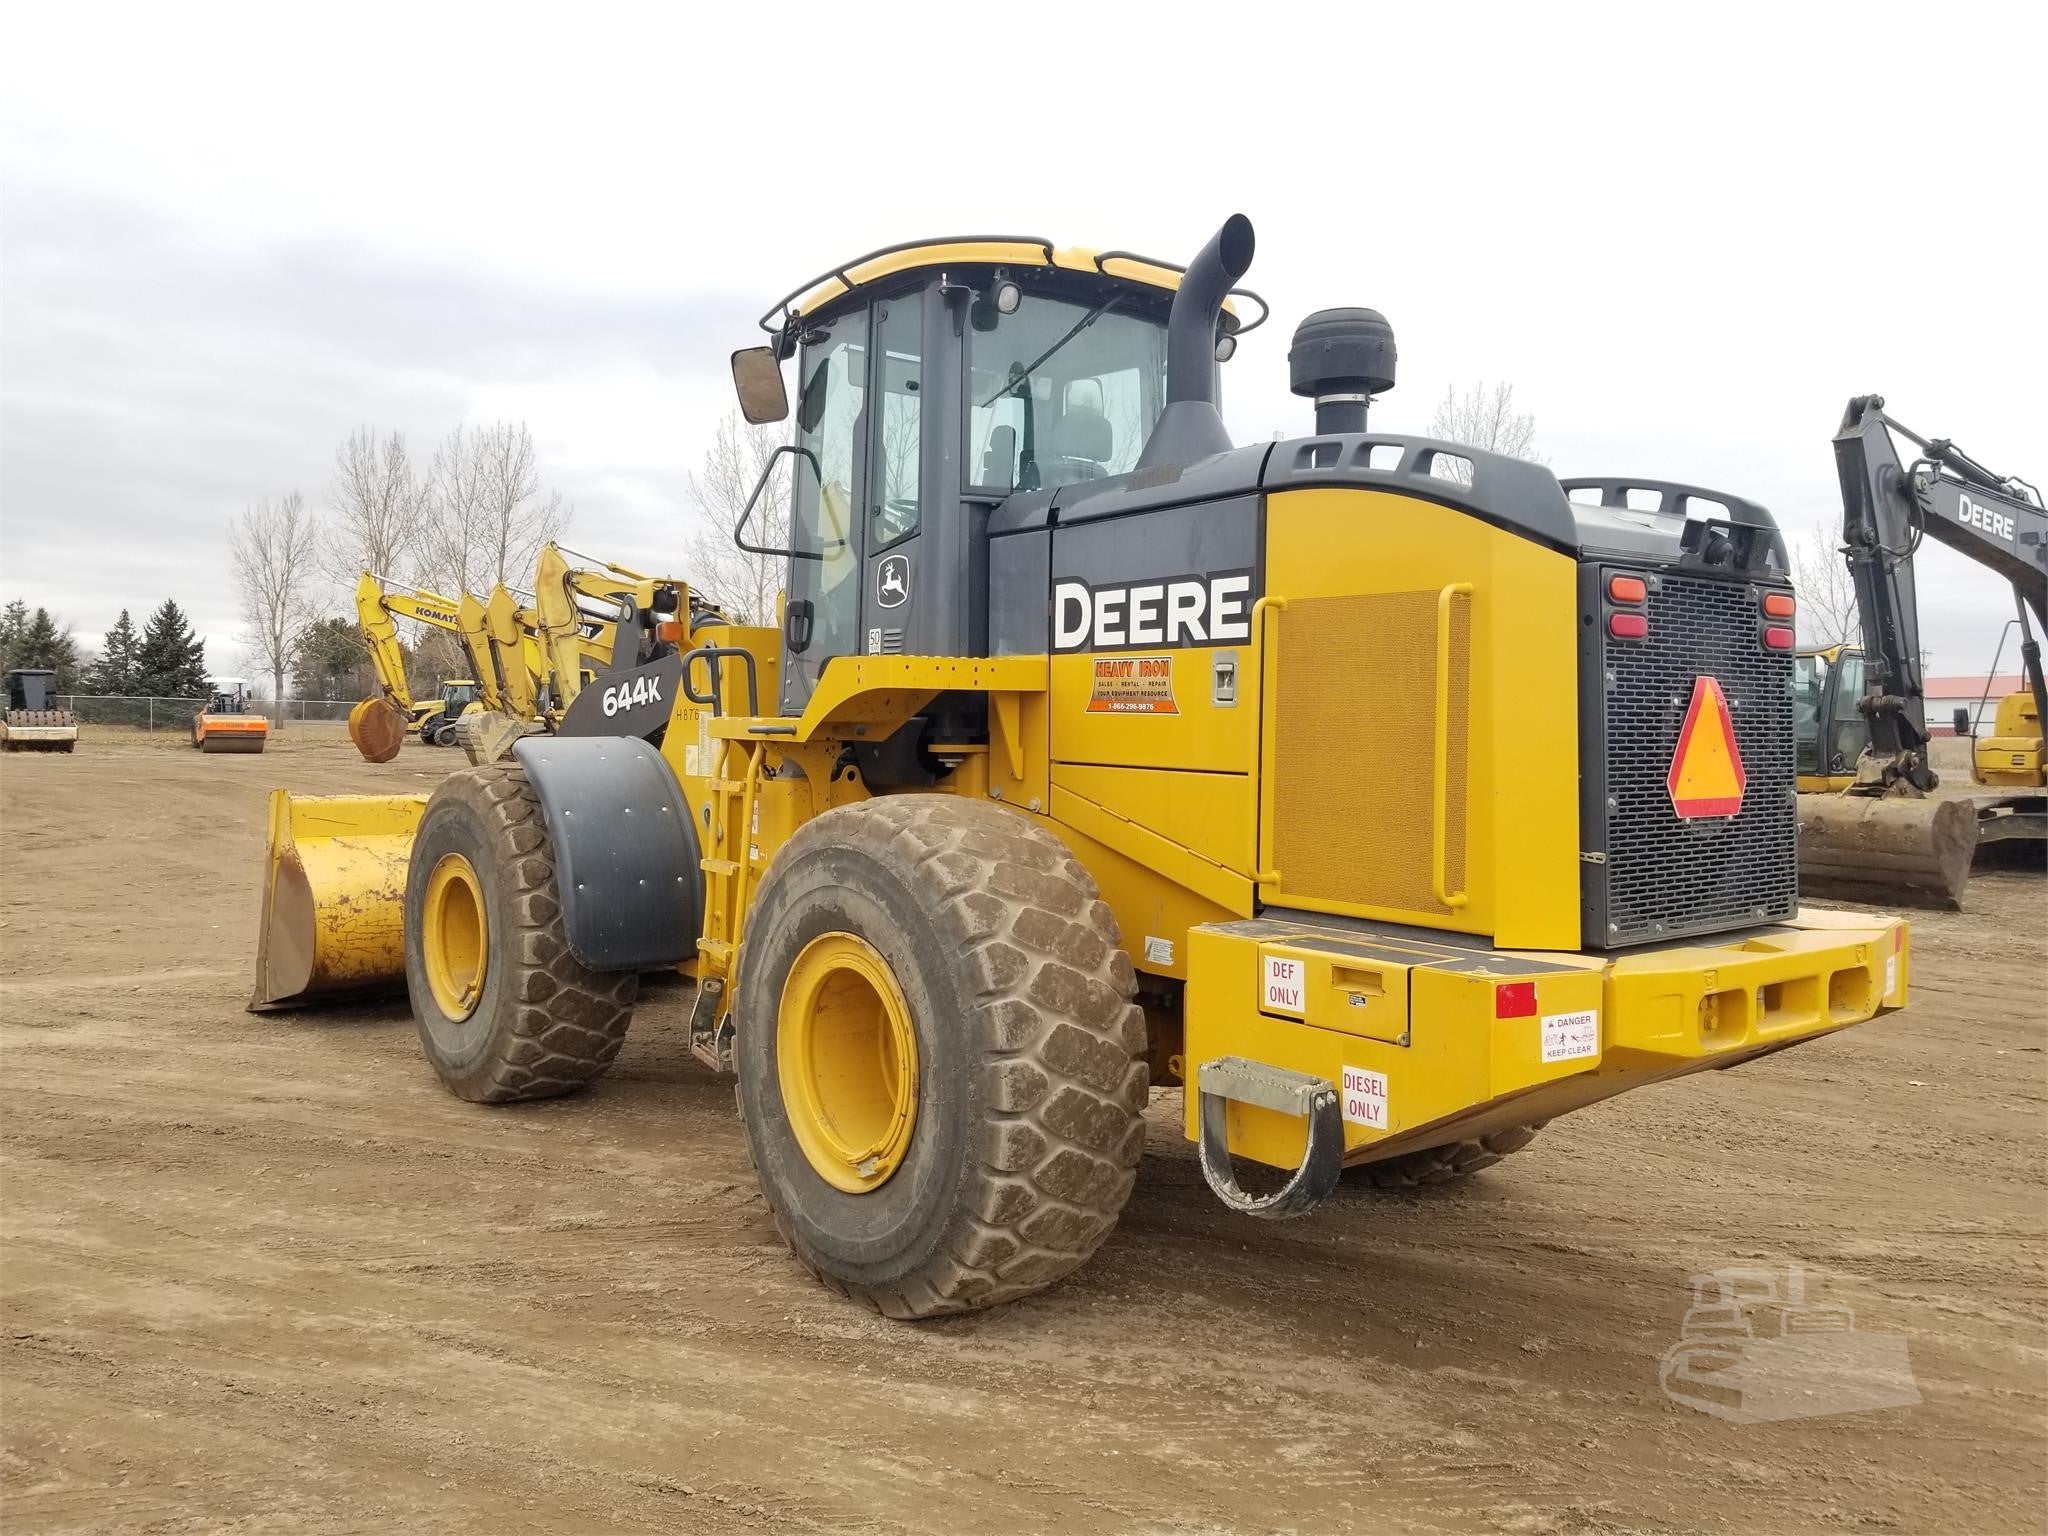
[1668,675,1746,818]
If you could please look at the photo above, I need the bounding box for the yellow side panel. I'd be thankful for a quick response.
[1261,487,1581,950]
[1049,647,1254,773]
[1052,762,1252,877]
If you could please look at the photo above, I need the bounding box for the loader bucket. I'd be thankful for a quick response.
[1797,793,1976,909]
[348,697,407,763]
[250,789,427,1009]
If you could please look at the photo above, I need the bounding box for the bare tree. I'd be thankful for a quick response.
[325,426,427,585]
[230,490,320,715]
[1791,522,1859,648]
[684,413,790,624]
[423,422,572,597]
[1427,381,1543,485]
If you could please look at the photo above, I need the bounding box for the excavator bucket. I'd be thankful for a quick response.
[250,789,427,1009]
[1797,794,1977,910]
[348,697,407,763]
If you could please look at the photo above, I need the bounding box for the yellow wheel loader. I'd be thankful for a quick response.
[254,217,1912,1316]
[1794,400,2047,907]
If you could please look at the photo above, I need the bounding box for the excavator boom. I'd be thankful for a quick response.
[1801,398,2047,906]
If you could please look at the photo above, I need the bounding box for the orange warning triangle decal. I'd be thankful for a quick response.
[1667,676,1746,818]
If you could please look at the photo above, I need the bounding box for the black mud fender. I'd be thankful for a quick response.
[510,735,702,971]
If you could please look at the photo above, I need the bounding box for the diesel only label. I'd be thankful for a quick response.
[1053,571,1254,652]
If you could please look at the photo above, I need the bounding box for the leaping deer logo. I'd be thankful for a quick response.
[878,555,909,609]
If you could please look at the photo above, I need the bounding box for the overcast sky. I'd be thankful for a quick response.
[2,3,2041,681]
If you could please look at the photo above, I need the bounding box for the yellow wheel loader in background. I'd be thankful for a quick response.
[254,217,1912,1317]
[1795,400,2047,907]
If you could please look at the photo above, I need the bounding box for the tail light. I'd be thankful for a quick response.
[1762,591,1796,619]
[1610,613,1649,639]
[1763,625,1794,650]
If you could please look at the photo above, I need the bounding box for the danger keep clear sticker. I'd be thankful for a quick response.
[1541,1009,1599,1063]
[1086,654,1178,714]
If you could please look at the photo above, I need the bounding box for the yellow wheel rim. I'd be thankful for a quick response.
[777,932,919,1193]
[422,852,488,1021]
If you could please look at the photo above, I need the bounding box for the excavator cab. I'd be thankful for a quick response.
[1793,645,1870,792]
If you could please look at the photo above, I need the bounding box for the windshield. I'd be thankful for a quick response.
[967,287,1169,494]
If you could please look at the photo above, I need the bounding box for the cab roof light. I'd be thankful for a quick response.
[1609,612,1649,640]
[1763,625,1795,650]
[1762,591,1796,619]
[1608,574,1647,604]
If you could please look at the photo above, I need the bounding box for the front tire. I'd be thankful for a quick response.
[403,762,637,1103]
[735,795,1148,1318]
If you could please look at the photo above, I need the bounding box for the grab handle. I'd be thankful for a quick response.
[1432,583,1473,910]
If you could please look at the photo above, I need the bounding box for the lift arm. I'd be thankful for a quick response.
[1830,397,2048,793]
[532,543,694,715]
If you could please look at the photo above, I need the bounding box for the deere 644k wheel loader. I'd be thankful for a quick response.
[254,216,1911,1317]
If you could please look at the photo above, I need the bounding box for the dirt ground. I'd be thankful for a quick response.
[3,730,2044,1535]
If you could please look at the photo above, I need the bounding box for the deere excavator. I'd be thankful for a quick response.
[1796,399,2046,906]
[251,217,1913,1318]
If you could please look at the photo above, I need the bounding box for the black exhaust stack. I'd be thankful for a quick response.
[1289,308,1396,434]
[1136,214,1256,471]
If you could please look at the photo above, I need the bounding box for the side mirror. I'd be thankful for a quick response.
[731,347,789,425]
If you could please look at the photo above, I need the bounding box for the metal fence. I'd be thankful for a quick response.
[53,696,358,731]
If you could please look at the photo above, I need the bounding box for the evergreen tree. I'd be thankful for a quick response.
[291,616,374,699]
[7,606,83,691]
[136,599,211,697]
[0,600,27,667]
[86,608,143,694]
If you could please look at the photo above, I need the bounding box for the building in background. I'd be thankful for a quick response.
[1927,674,2027,735]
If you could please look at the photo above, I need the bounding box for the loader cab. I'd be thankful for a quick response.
[738,243,1195,714]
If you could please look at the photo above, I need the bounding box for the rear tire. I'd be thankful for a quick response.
[1340,1124,1543,1189]
[735,795,1148,1318]
[404,762,637,1103]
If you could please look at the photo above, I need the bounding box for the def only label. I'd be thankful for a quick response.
[1262,954,1391,1131]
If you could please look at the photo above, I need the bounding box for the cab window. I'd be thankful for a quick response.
[967,289,1168,494]
[785,307,867,699]
[870,295,922,547]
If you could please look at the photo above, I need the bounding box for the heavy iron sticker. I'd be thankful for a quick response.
[1086,654,1178,715]
[1668,675,1746,818]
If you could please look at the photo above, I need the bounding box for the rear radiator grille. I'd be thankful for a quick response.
[1270,591,1468,914]
[1593,570,1796,945]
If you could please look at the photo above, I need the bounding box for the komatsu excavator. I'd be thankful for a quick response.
[348,575,498,762]
[1797,399,2047,906]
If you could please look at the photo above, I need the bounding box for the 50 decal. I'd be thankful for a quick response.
[1052,571,1254,653]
